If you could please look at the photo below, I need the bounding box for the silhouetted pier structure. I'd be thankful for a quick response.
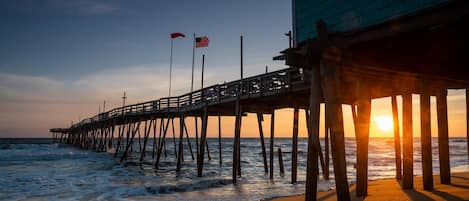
[51,1,469,200]
[51,67,317,179]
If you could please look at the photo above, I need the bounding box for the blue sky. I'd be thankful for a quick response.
[0,0,291,79]
[0,0,293,137]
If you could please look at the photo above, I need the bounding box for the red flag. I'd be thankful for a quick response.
[170,32,185,38]
[195,36,209,48]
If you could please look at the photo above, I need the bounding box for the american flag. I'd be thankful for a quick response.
[195,36,209,48]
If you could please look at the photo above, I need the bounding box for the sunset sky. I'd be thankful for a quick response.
[0,0,467,138]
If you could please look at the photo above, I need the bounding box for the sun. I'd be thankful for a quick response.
[374,116,394,132]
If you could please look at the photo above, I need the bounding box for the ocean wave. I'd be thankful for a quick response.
[145,179,231,194]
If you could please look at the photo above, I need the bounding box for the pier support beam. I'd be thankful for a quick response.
[392,96,402,180]
[305,64,322,200]
[420,89,433,190]
[257,112,268,174]
[155,118,171,170]
[321,58,350,201]
[355,97,371,197]
[467,89,469,162]
[183,120,195,160]
[270,110,275,180]
[233,102,242,183]
[402,93,414,189]
[140,120,153,162]
[177,115,185,172]
[437,90,451,184]
[121,121,141,162]
[324,104,330,180]
[171,118,177,159]
[218,115,222,165]
[197,107,209,177]
[291,108,299,183]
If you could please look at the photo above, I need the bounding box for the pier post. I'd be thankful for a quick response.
[197,107,209,177]
[183,120,195,160]
[402,92,414,189]
[420,88,433,190]
[121,121,141,162]
[257,112,268,174]
[355,97,371,197]
[195,117,199,157]
[109,125,115,149]
[320,58,350,201]
[278,147,285,176]
[152,118,158,159]
[206,136,212,161]
[155,118,171,170]
[140,120,153,162]
[177,115,185,172]
[171,118,177,159]
[114,124,123,156]
[324,104,330,180]
[305,65,322,200]
[232,103,242,183]
[102,126,108,151]
[392,96,402,180]
[437,90,451,184]
[291,108,299,183]
[466,89,469,162]
[269,110,275,180]
[218,115,222,165]
[306,108,327,179]
[139,121,148,162]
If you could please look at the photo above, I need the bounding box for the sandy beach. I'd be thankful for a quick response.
[264,172,469,201]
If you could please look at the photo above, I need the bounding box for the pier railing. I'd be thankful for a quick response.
[71,67,307,129]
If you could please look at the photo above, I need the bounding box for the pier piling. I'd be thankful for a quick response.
[392,96,402,180]
[402,93,414,189]
[291,108,299,183]
[437,90,451,184]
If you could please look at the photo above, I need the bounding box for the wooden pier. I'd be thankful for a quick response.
[51,1,469,200]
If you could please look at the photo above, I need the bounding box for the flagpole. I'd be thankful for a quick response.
[169,38,174,97]
[201,54,205,89]
[240,35,243,79]
[190,33,196,104]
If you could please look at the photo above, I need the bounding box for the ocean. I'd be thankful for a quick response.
[0,137,468,201]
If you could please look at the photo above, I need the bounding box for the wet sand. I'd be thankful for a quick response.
[264,172,469,201]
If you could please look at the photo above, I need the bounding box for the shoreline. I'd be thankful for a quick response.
[263,172,469,201]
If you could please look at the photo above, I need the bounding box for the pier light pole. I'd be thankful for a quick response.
[122,91,127,107]
[285,31,292,48]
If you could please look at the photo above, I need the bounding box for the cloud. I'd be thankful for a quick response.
[0,73,65,104]
[0,63,218,137]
